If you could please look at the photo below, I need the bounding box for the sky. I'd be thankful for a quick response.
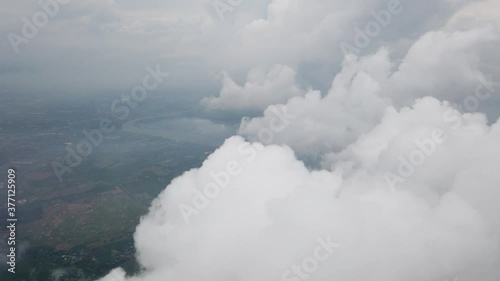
[2,0,498,98]
[2,0,500,281]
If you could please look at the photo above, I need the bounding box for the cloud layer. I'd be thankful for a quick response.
[98,2,500,279]
[100,103,500,280]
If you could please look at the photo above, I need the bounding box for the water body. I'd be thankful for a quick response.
[122,110,236,146]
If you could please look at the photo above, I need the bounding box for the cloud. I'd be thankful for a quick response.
[238,48,394,159]
[446,0,500,31]
[99,109,500,280]
[239,26,498,160]
[98,23,500,281]
[201,64,306,111]
[0,0,475,96]
[385,25,498,106]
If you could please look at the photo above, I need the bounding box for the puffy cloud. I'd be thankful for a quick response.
[99,107,500,280]
[217,0,467,70]
[239,26,498,160]
[238,47,394,159]
[385,25,498,106]
[324,97,500,227]
[201,64,306,111]
[97,10,500,277]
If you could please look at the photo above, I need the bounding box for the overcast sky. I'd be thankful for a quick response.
[2,0,498,98]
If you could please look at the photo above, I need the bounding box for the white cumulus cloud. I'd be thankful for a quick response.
[201,64,306,111]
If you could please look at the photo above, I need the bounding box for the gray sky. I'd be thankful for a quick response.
[2,0,498,99]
